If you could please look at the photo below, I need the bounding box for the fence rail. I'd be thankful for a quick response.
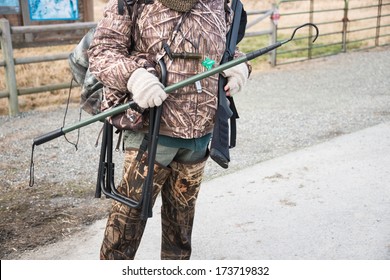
[1,1,390,116]
[0,20,96,115]
[275,0,390,65]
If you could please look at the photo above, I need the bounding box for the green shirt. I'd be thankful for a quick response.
[158,133,212,152]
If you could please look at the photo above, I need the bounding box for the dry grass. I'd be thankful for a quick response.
[0,45,78,115]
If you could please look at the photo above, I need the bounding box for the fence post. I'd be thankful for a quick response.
[342,0,349,52]
[376,0,383,46]
[270,4,278,66]
[0,19,19,116]
[308,0,314,59]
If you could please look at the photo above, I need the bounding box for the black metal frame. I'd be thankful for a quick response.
[94,60,167,221]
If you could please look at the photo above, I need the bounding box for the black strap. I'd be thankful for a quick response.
[228,96,239,148]
[118,0,125,15]
[118,0,138,15]
[227,4,246,148]
[136,134,149,162]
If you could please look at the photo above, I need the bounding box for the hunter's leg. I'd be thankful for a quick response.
[160,153,208,260]
[100,148,170,259]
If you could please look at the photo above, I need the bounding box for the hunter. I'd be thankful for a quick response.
[88,0,251,260]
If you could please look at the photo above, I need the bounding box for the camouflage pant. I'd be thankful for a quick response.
[100,148,207,260]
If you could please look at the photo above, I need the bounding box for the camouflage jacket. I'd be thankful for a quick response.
[88,0,246,139]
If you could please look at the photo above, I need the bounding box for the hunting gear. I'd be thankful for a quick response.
[29,0,319,260]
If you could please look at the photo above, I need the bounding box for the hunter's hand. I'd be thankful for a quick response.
[127,68,167,108]
[222,63,249,96]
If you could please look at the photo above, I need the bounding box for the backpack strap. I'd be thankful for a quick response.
[225,0,230,11]
[118,0,137,15]
[118,0,126,15]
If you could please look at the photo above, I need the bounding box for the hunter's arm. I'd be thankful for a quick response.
[87,0,147,93]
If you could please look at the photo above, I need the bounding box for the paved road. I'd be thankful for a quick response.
[17,47,390,260]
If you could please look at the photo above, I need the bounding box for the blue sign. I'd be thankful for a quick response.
[0,0,20,14]
[28,0,79,21]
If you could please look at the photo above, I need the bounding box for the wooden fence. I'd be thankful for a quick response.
[275,0,390,65]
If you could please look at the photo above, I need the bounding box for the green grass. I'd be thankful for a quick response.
[239,33,365,66]
[238,35,272,67]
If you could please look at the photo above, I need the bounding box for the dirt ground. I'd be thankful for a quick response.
[0,160,112,260]
[0,2,112,259]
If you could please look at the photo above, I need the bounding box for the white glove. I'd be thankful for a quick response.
[222,63,249,96]
[127,68,167,108]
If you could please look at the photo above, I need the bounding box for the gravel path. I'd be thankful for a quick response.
[1,46,389,260]
[1,46,389,189]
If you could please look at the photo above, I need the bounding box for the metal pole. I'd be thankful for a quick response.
[33,23,320,147]
[0,19,19,115]
[33,54,252,146]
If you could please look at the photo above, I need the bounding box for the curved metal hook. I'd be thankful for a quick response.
[283,23,319,45]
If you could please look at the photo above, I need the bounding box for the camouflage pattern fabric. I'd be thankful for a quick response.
[100,148,208,260]
[68,28,104,115]
[159,0,199,12]
[100,148,171,260]
[160,156,207,260]
[88,0,238,139]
